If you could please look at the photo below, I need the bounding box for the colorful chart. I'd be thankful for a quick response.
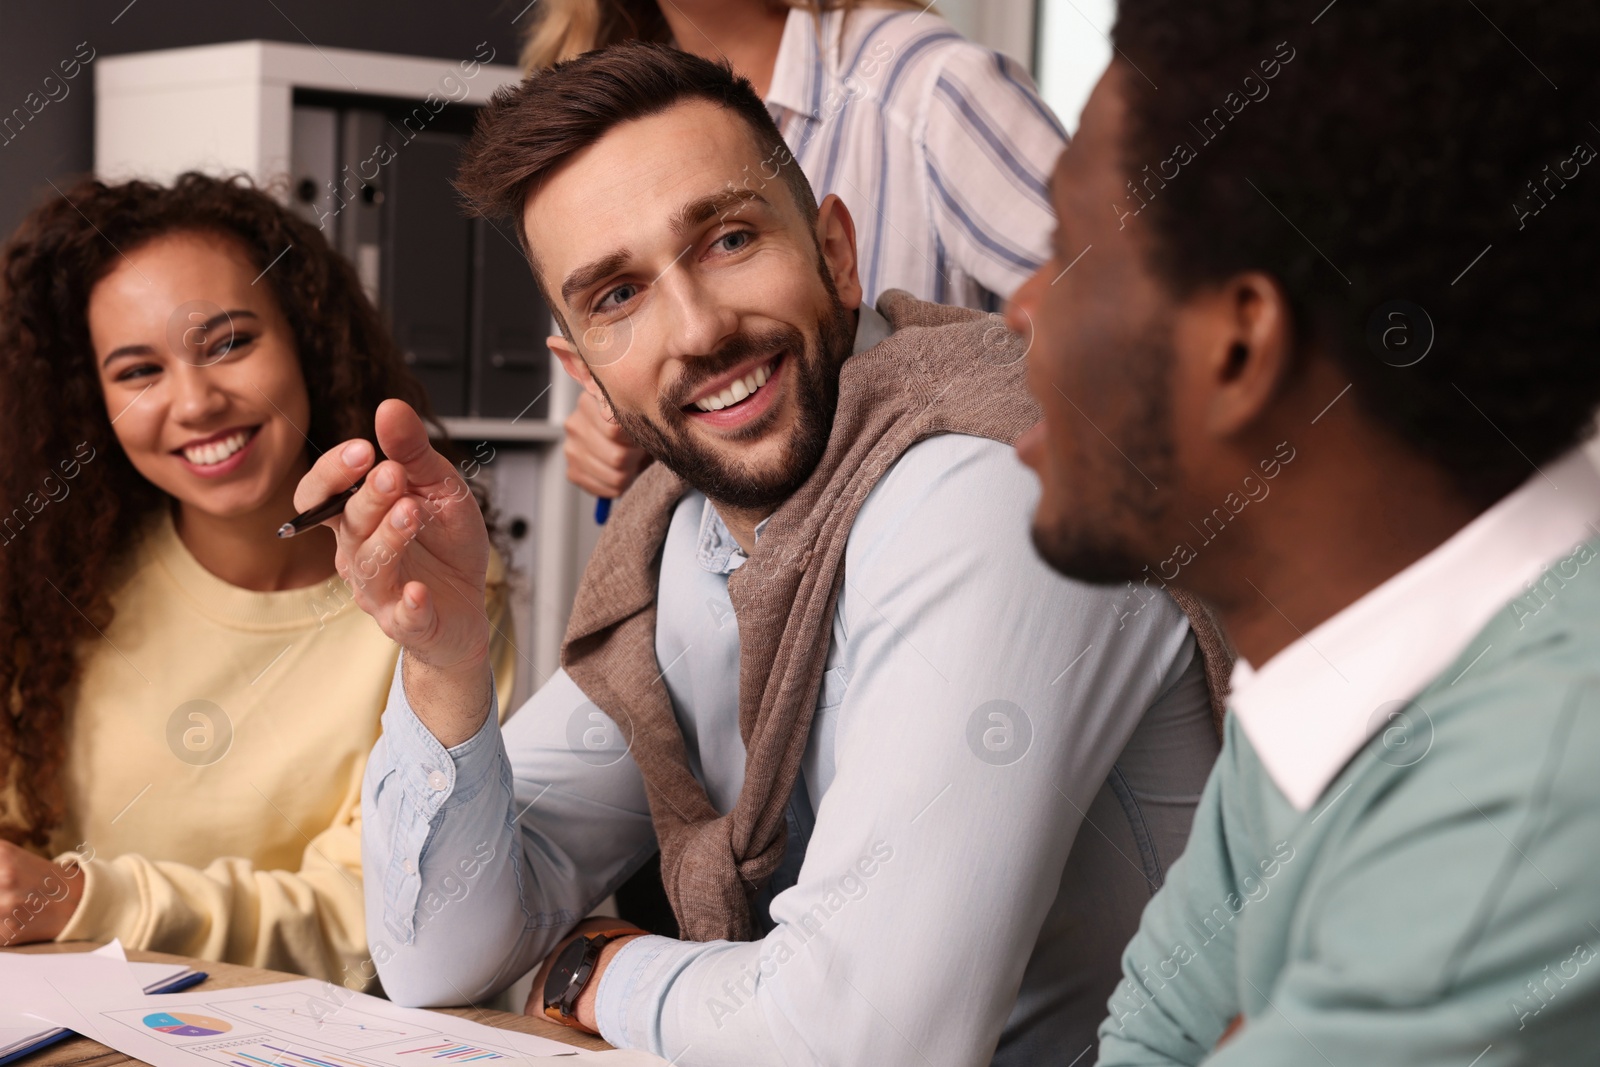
[222,1039,375,1067]
[396,1042,507,1062]
[143,1012,234,1038]
[170,1035,381,1067]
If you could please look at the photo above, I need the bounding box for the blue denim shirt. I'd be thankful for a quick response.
[361,306,1219,1065]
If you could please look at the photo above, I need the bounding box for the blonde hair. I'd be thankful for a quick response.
[519,0,932,74]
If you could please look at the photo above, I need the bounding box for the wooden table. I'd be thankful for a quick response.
[4,942,611,1065]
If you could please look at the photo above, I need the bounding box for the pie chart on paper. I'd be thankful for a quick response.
[142,1012,233,1037]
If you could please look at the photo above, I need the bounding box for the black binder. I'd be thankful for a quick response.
[384,128,472,417]
[470,217,552,421]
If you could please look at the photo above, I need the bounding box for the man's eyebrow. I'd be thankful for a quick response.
[560,249,632,307]
[671,189,770,237]
[557,191,772,308]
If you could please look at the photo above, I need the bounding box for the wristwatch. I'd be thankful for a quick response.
[542,928,639,1027]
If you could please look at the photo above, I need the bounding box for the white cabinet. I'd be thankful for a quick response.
[95,40,514,184]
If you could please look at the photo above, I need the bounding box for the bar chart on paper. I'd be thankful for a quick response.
[211,1038,511,1067]
[202,1037,382,1067]
[393,1042,508,1062]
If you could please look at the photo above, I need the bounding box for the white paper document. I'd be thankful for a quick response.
[1,946,665,1067]
[0,942,198,1060]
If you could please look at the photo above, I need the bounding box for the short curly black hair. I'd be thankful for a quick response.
[1113,0,1600,507]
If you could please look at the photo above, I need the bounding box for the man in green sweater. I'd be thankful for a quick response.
[1006,1,1600,1063]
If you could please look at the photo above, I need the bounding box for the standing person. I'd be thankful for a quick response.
[1009,1,1600,1063]
[523,0,1068,501]
[304,45,1222,1064]
[0,173,514,988]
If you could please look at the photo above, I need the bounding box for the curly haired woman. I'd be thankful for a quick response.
[0,173,514,988]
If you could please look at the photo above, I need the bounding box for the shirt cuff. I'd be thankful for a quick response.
[51,853,147,946]
[593,933,766,1054]
[375,654,505,943]
[594,934,677,1050]
[385,653,504,809]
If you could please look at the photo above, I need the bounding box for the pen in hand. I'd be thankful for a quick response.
[278,475,366,538]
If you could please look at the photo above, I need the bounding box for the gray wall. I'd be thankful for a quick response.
[936,0,1037,71]
[0,0,528,240]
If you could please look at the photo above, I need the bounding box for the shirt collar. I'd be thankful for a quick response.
[766,8,821,117]
[854,300,891,354]
[694,303,892,574]
[1230,448,1600,811]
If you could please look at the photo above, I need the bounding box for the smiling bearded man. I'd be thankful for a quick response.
[296,43,1229,1066]
[593,229,853,512]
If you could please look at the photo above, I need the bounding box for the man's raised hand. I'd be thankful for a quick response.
[295,398,494,745]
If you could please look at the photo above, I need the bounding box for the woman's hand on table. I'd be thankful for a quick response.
[0,842,84,944]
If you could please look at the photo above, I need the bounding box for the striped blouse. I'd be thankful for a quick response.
[766,5,1068,312]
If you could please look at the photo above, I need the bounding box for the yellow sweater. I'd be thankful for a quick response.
[49,510,514,990]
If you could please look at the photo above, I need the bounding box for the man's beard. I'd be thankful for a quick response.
[1030,325,1175,586]
[605,283,855,512]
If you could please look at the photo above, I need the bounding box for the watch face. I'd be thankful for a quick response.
[543,936,593,1012]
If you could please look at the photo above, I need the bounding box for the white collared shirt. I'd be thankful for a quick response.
[1230,448,1600,811]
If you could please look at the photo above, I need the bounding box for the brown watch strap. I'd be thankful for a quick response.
[543,927,646,1029]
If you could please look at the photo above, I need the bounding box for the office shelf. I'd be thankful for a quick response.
[440,417,564,444]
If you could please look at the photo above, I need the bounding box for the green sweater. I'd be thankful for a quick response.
[1099,541,1600,1066]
